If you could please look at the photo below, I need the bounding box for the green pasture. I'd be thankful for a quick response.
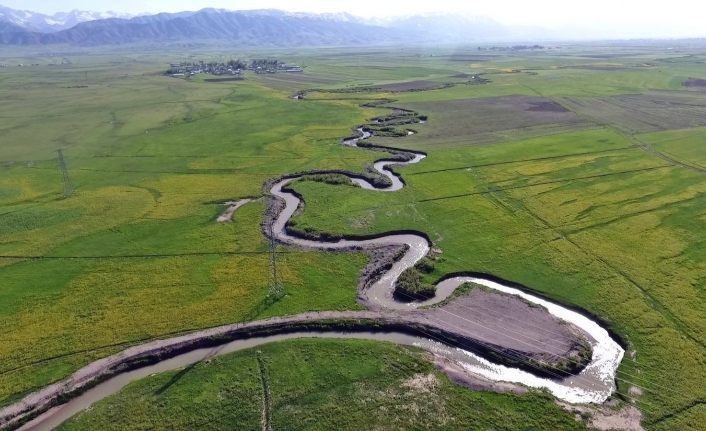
[0,55,377,403]
[1,44,705,429]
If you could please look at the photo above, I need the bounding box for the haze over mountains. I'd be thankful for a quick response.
[0,5,543,46]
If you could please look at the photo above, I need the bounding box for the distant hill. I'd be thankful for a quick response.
[384,14,512,42]
[0,6,528,46]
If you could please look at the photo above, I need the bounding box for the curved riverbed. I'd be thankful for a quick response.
[2,107,625,431]
[19,324,614,431]
[268,127,624,401]
[16,332,461,431]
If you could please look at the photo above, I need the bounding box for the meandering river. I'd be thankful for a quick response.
[7,112,624,431]
[267,128,623,403]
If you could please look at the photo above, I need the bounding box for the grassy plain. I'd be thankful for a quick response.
[1,43,706,429]
[0,53,376,404]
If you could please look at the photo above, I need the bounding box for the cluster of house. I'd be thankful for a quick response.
[167,59,303,78]
[250,59,303,74]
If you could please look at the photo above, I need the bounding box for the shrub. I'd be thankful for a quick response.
[394,267,435,301]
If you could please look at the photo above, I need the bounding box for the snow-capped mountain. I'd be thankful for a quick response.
[0,5,131,32]
[0,6,534,46]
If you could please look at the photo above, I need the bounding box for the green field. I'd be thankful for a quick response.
[1,44,706,429]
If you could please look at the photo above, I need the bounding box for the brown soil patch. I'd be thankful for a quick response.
[559,92,706,132]
[402,373,440,393]
[684,77,706,87]
[394,96,589,146]
[562,65,633,71]
[526,101,570,112]
[421,288,589,364]
[375,80,450,92]
[204,77,244,83]
[561,403,643,431]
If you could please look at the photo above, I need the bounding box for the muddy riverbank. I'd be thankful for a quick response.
[2,297,589,430]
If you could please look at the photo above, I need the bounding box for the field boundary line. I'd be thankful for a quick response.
[417,165,671,203]
[487,182,706,350]
[409,145,638,175]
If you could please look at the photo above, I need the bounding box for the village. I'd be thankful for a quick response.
[166,58,303,78]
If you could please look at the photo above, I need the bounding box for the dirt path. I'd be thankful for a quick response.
[217,198,253,223]
[636,142,706,176]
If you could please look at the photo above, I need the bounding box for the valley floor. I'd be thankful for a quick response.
[0,43,705,430]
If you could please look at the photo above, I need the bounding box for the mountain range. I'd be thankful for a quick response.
[0,5,130,33]
[0,5,526,46]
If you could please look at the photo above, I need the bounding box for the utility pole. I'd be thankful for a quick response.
[57,149,74,197]
[269,225,279,287]
[268,225,283,300]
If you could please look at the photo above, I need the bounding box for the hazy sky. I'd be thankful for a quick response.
[3,0,705,38]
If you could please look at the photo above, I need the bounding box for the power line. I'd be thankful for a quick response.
[267,225,284,302]
[56,149,74,197]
